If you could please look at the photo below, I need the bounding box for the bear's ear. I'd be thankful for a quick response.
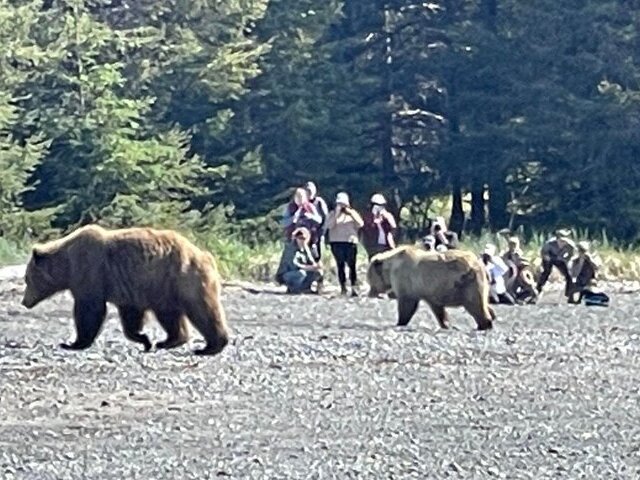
[32,247,48,265]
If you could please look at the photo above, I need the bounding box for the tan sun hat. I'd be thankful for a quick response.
[577,240,590,252]
[292,226,311,241]
[483,243,497,256]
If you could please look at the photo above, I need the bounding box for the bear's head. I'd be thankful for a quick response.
[367,253,393,297]
[21,247,69,309]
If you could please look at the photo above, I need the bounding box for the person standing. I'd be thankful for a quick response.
[304,181,329,259]
[281,187,323,258]
[361,193,397,260]
[326,192,364,296]
[536,228,576,298]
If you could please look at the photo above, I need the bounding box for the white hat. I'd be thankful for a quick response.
[370,193,386,205]
[335,192,350,206]
[483,243,496,256]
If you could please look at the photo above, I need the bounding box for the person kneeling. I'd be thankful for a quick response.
[482,244,516,305]
[280,227,324,294]
[569,241,609,306]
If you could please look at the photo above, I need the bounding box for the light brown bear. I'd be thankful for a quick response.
[367,245,495,330]
[21,224,230,355]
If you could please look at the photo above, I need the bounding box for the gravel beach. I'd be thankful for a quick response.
[1,265,639,479]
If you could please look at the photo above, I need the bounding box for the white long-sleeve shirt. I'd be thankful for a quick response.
[485,256,509,295]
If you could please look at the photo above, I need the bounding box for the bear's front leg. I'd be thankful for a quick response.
[396,297,419,326]
[60,299,107,350]
[154,309,189,350]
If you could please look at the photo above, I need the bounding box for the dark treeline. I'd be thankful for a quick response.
[2,0,640,243]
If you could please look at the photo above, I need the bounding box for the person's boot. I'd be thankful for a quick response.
[340,283,348,295]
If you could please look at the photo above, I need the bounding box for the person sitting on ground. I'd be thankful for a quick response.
[277,227,324,294]
[361,193,397,260]
[481,243,516,305]
[326,192,364,296]
[569,240,605,304]
[281,187,323,259]
[421,234,436,251]
[502,236,526,287]
[304,181,329,259]
[501,236,537,303]
[431,217,459,250]
[536,228,576,299]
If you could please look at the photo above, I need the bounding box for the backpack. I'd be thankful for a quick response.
[583,290,610,307]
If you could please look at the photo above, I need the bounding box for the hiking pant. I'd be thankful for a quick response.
[330,242,358,287]
[537,258,573,296]
[282,270,321,293]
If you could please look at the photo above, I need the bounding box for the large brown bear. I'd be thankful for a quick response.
[367,245,495,330]
[21,224,230,355]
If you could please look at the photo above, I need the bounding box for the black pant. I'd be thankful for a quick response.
[537,258,573,295]
[330,242,358,286]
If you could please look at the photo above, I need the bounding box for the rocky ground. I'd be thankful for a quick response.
[0,265,639,479]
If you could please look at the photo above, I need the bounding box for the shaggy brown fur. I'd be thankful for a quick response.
[21,224,229,355]
[367,245,495,330]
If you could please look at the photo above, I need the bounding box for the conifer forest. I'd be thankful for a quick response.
[2,0,639,243]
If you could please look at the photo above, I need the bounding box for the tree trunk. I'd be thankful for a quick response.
[449,173,465,236]
[488,173,509,231]
[381,3,397,217]
[469,179,485,235]
[480,0,498,32]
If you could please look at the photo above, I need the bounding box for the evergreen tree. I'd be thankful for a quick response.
[20,0,267,229]
[0,1,50,237]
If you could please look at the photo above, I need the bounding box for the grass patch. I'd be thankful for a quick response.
[458,229,640,282]
[203,228,640,283]
[3,226,639,284]
[197,234,283,281]
[0,238,29,266]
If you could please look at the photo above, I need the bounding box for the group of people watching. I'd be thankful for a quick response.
[275,182,397,295]
[479,229,608,306]
[275,183,608,306]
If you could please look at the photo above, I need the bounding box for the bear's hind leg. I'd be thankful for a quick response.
[154,309,189,350]
[397,297,419,326]
[61,299,107,350]
[118,306,152,352]
[185,296,229,356]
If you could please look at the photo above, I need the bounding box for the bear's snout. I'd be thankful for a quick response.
[21,294,36,309]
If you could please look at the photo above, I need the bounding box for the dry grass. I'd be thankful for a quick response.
[6,227,639,282]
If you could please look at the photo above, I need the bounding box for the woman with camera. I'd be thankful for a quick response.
[326,192,364,296]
